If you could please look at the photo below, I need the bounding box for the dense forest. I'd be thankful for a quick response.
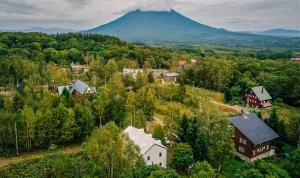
[0,32,299,178]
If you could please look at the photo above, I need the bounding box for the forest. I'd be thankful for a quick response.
[0,32,299,178]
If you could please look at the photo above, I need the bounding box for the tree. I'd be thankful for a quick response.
[147,168,180,178]
[285,148,300,178]
[86,122,139,178]
[171,143,193,173]
[152,125,166,145]
[265,108,286,147]
[287,114,300,147]
[178,115,189,142]
[224,87,232,102]
[236,160,290,178]
[21,105,36,151]
[148,72,155,83]
[191,161,216,178]
[92,87,110,126]
[208,118,235,171]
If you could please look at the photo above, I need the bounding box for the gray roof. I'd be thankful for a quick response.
[57,86,70,95]
[70,80,96,95]
[230,113,279,145]
[123,126,166,155]
[251,86,272,101]
[163,73,179,77]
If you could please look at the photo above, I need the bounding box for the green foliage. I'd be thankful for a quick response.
[171,143,194,172]
[191,161,216,178]
[285,148,300,178]
[152,125,166,145]
[265,108,286,146]
[235,160,291,178]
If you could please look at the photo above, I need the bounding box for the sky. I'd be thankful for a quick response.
[0,0,299,31]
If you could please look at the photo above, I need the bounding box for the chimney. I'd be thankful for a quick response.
[261,86,264,93]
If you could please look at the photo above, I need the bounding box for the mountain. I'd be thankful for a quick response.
[83,10,300,49]
[257,29,300,37]
[0,27,77,34]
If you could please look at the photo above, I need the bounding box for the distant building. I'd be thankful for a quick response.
[178,60,187,69]
[57,80,96,100]
[71,62,89,73]
[146,69,169,78]
[162,72,179,85]
[230,113,279,162]
[123,126,167,168]
[290,58,300,62]
[123,68,144,79]
[244,86,272,108]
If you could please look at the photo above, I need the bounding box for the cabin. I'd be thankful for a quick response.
[57,80,96,100]
[230,113,279,162]
[290,58,300,62]
[70,80,96,100]
[244,86,272,108]
[123,68,144,79]
[162,72,179,85]
[123,126,167,168]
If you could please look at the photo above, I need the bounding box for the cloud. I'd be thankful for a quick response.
[0,0,299,31]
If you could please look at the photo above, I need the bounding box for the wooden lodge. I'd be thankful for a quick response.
[244,86,272,108]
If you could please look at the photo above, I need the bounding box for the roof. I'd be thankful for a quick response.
[70,80,96,95]
[290,58,300,61]
[251,86,272,101]
[163,73,179,77]
[178,60,187,66]
[123,126,166,155]
[57,86,70,95]
[230,113,279,145]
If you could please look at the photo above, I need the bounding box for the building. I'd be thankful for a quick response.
[57,80,96,100]
[123,126,167,168]
[178,60,187,69]
[123,68,144,79]
[244,86,272,108]
[230,113,279,162]
[146,69,169,78]
[290,58,300,62]
[162,73,179,85]
[71,62,89,73]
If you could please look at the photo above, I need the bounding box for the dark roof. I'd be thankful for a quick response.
[251,86,272,101]
[70,80,96,95]
[230,113,279,145]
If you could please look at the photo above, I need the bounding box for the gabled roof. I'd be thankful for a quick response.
[70,80,96,95]
[251,86,272,101]
[123,126,166,155]
[230,113,279,145]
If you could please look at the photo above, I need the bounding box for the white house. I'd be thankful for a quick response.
[123,126,167,168]
[123,68,144,79]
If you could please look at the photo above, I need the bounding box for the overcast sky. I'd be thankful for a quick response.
[0,0,299,31]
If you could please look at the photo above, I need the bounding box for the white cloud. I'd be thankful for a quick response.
[0,0,299,31]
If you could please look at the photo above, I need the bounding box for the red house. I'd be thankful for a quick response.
[230,113,279,162]
[244,86,272,108]
[178,60,187,69]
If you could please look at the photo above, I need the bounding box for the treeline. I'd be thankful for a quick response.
[182,57,300,106]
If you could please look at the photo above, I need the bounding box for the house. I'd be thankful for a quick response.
[229,113,279,162]
[70,80,96,100]
[178,60,187,69]
[123,126,167,168]
[290,58,300,62]
[57,80,96,99]
[162,73,179,85]
[71,62,89,73]
[123,68,144,79]
[146,69,169,78]
[244,86,272,108]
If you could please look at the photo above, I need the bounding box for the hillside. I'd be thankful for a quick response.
[258,29,300,38]
[84,10,300,49]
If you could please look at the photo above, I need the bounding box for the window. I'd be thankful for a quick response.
[253,150,256,156]
[159,152,162,157]
[147,156,150,161]
[243,139,247,145]
[159,163,162,167]
[239,146,245,153]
